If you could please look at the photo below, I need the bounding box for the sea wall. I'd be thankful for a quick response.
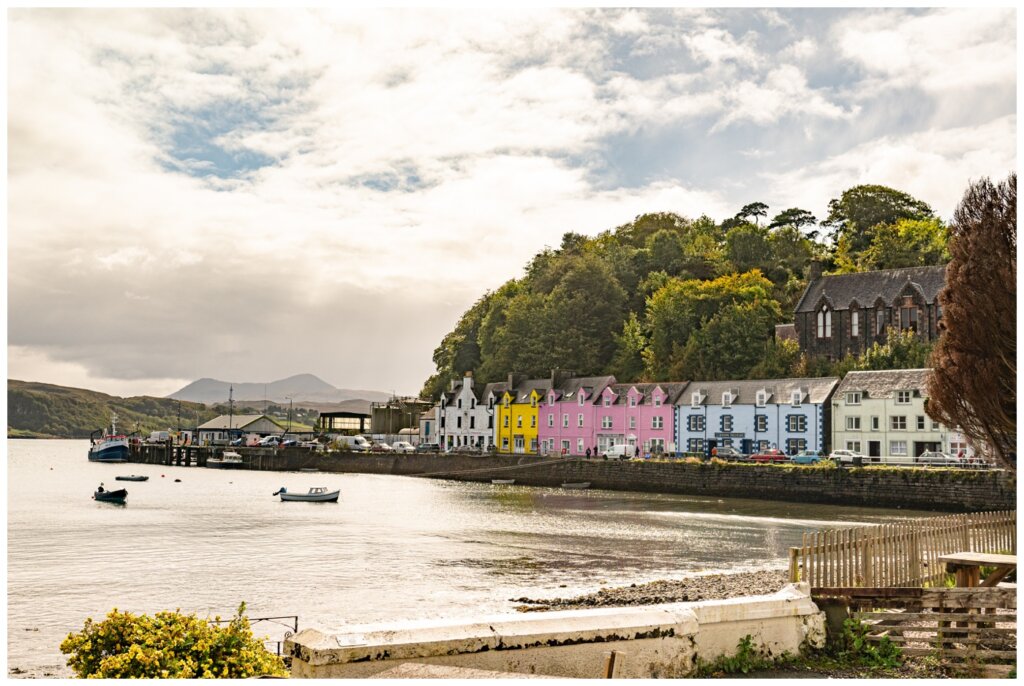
[285,583,825,678]
[255,450,1016,512]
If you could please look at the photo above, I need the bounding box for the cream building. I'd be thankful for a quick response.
[831,369,955,460]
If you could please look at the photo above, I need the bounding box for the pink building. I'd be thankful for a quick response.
[537,375,616,456]
[594,383,689,456]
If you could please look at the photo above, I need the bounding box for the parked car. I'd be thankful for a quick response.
[415,443,440,453]
[258,435,282,447]
[279,439,298,448]
[370,442,394,452]
[829,449,867,464]
[336,435,371,452]
[712,446,746,461]
[916,450,960,467]
[603,444,633,460]
[750,448,789,463]
[391,441,415,453]
[791,450,824,465]
[449,444,483,454]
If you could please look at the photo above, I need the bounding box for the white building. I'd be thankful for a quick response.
[197,414,284,445]
[675,378,839,456]
[437,372,503,450]
[831,369,958,459]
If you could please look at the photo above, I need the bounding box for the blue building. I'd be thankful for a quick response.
[675,377,840,456]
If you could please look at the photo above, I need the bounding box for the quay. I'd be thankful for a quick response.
[126,445,1016,513]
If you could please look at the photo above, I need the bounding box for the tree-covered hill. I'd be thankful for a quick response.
[421,184,951,399]
[7,380,218,439]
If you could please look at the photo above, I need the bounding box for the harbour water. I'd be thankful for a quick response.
[7,439,934,677]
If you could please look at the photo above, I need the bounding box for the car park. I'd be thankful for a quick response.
[750,448,789,463]
[391,441,415,453]
[711,446,746,461]
[791,450,825,465]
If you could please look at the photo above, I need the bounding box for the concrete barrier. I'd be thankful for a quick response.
[285,583,825,678]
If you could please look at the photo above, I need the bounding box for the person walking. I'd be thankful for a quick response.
[585,447,592,458]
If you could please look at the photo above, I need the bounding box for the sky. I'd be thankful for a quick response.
[6,7,1017,399]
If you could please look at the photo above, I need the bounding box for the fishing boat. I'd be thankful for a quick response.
[273,486,340,503]
[207,451,244,469]
[115,475,149,482]
[560,482,591,490]
[88,412,130,463]
[93,487,127,503]
[491,479,516,485]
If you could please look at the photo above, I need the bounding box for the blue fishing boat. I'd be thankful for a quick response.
[88,412,130,463]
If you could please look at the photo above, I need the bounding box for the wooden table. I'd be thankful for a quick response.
[937,552,1017,587]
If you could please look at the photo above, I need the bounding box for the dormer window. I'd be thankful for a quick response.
[653,395,661,407]
[530,396,537,408]
[691,392,701,408]
[755,391,766,408]
[722,392,732,407]
[629,395,637,407]
[846,392,861,405]
[817,305,832,338]
[578,394,585,406]
[457,399,462,409]
[896,390,912,404]
[791,391,802,406]
[603,396,611,407]
[549,393,556,405]
[503,398,509,408]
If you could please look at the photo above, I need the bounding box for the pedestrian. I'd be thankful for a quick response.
[711,446,718,458]
[585,447,591,458]
[97,482,105,493]
[634,445,640,459]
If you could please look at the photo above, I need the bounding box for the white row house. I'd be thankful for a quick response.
[675,378,840,456]
[436,372,504,450]
[831,369,973,459]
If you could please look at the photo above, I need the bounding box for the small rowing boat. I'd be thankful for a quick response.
[93,487,127,503]
[491,479,515,485]
[115,475,149,482]
[561,482,590,490]
[273,486,340,502]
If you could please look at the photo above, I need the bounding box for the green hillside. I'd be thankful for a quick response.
[7,380,219,439]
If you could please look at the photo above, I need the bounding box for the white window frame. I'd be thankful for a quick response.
[653,396,662,407]
[629,416,636,429]
[871,416,880,431]
[578,394,585,406]
[577,438,585,453]
[846,416,861,431]
[846,392,861,405]
[896,390,912,405]
[629,395,637,407]
[603,396,611,407]
[691,392,701,408]
[562,413,569,428]
[846,440,862,452]
[601,416,612,429]
[890,440,908,456]
[577,413,584,427]
[851,310,859,337]
[722,392,732,408]
[756,391,766,407]
[891,416,907,430]
[917,416,926,430]
[652,416,664,430]
[791,391,802,406]
[547,413,554,428]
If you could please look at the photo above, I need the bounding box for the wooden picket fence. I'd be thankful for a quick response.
[789,510,1016,587]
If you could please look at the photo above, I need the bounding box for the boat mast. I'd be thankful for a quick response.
[111,410,118,436]
[228,385,234,443]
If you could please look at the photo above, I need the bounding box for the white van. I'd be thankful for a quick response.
[337,435,371,452]
[603,444,633,460]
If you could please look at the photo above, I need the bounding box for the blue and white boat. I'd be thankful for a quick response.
[88,412,130,463]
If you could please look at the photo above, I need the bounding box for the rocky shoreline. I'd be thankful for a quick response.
[512,569,790,612]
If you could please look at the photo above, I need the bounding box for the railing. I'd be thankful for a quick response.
[789,511,1016,588]
[210,615,298,656]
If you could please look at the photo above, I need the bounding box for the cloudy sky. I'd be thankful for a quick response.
[6,7,1016,399]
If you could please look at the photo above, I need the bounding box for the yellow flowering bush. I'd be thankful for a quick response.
[60,602,288,679]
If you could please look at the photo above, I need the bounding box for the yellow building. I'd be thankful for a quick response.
[495,380,549,454]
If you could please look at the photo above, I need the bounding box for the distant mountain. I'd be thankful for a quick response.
[8,379,217,439]
[167,374,392,405]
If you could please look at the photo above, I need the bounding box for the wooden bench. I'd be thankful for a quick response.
[937,552,1017,587]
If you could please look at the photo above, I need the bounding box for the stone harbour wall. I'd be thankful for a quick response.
[252,450,1016,513]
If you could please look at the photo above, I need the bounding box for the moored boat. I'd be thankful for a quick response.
[207,451,244,469]
[93,487,127,503]
[115,475,149,482]
[561,482,591,490]
[88,412,129,463]
[491,479,516,485]
[273,486,340,502]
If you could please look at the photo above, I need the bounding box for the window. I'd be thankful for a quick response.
[691,392,701,408]
[470,416,475,429]
[650,438,665,453]
[896,391,912,404]
[876,310,886,335]
[900,306,918,332]
[846,416,861,431]
[871,416,879,431]
[721,415,733,432]
[756,391,766,407]
[530,438,537,452]
[488,416,493,429]
[502,437,509,449]
[687,415,705,432]
[547,413,554,428]
[503,398,509,408]
[722,392,732,407]
[530,416,536,428]
[516,416,522,428]
[456,416,462,428]
[755,415,768,432]
[530,397,537,408]
[457,398,462,409]
[578,394,585,406]
[851,310,859,337]
[603,396,611,407]
[786,415,807,432]
[652,416,663,429]
[890,440,908,456]
[578,413,584,427]
[846,440,862,452]
[629,416,636,429]
[440,416,446,428]
[846,392,861,405]
[917,416,926,430]
[549,393,556,405]
[561,440,570,453]
[687,438,705,452]
[891,416,907,430]
[629,395,637,407]
[791,391,802,406]
[817,306,832,338]
[932,420,940,430]
[562,414,569,428]
[601,416,612,429]
[577,438,584,453]
[786,438,807,454]
[653,396,662,407]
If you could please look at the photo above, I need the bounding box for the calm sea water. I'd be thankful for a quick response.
[7,439,934,677]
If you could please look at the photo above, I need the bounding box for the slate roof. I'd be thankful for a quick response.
[481,382,508,400]
[686,377,840,406]
[608,382,690,406]
[513,378,553,403]
[834,369,931,399]
[795,265,947,314]
[552,375,616,403]
[198,414,283,430]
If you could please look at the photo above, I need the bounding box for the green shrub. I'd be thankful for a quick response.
[836,618,902,668]
[60,602,288,679]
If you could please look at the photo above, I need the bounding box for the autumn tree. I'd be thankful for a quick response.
[927,173,1016,470]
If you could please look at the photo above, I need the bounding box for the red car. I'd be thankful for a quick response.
[750,449,789,463]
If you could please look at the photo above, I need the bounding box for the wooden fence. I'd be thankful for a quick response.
[789,510,1016,587]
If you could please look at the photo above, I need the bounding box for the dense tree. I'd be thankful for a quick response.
[671,299,783,380]
[769,207,817,230]
[608,312,647,382]
[858,217,949,270]
[824,184,934,255]
[748,338,802,380]
[736,201,769,226]
[927,173,1016,470]
[857,328,934,371]
[725,223,770,273]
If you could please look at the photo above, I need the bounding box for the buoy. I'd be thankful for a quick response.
[174,478,181,483]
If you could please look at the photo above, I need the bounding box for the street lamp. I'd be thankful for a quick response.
[285,396,293,436]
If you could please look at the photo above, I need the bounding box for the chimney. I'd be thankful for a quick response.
[463,371,474,390]
[507,372,525,389]
[550,368,575,388]
[449,378,458,392]
[808,260,824,281]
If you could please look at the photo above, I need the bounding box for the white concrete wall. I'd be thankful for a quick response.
[285,583,824,679]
